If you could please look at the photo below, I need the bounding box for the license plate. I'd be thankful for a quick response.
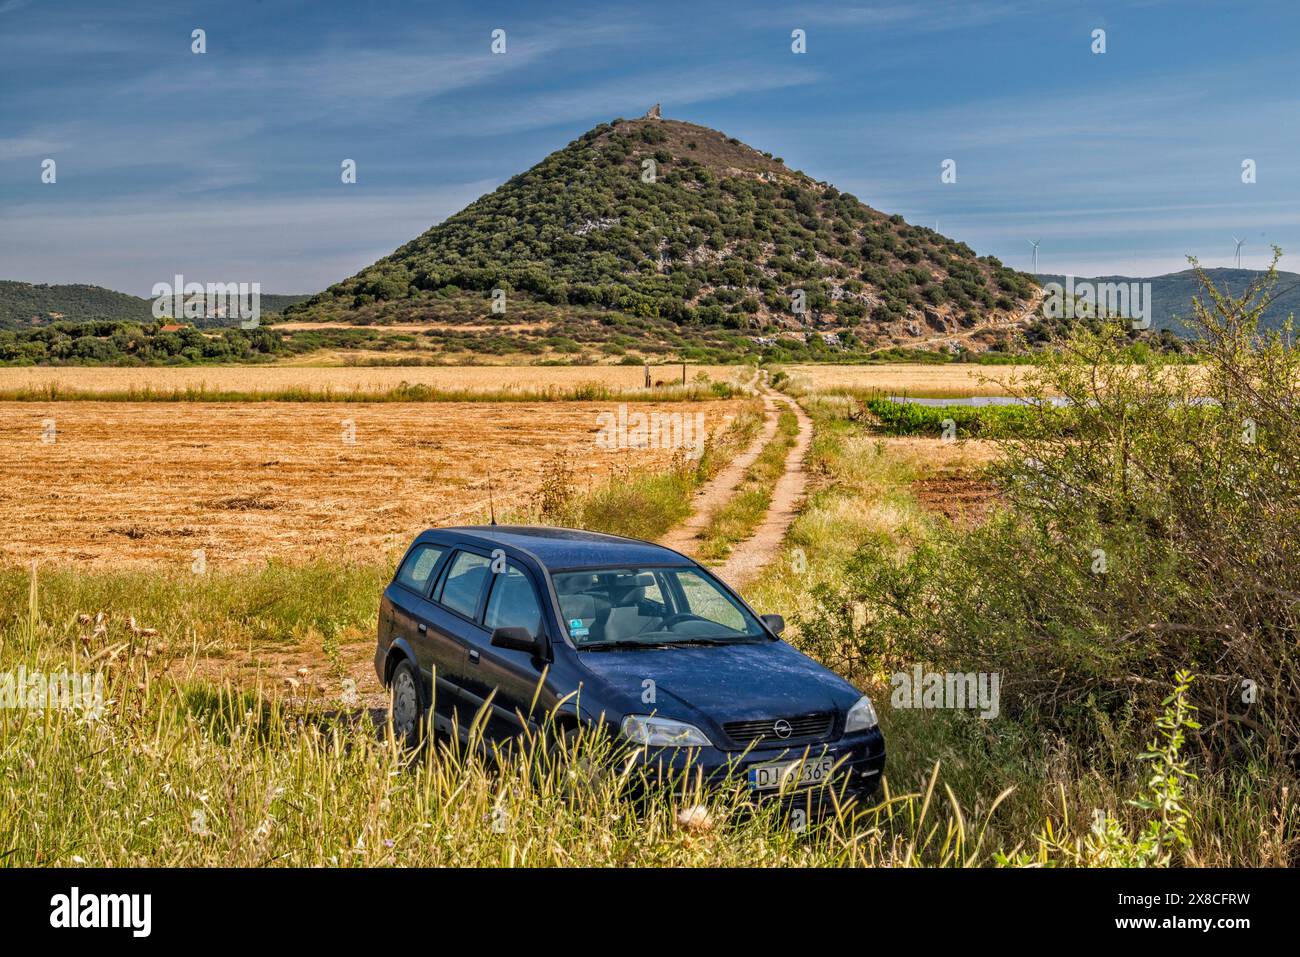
[748,754,835,791]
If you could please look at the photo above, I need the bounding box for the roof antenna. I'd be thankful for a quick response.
[487,475,497,526]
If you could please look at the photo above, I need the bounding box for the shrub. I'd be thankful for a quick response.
[798,252,1300,764]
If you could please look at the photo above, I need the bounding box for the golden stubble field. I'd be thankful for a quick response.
[782,363,1041,397]
[0,364,751,396]
[1,399,744,568]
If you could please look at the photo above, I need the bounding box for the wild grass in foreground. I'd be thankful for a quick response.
[0,601,1206,868]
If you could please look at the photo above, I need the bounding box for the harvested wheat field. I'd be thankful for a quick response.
[0,364,751,398]
[0,399,742,567]
[782,363,1042,397]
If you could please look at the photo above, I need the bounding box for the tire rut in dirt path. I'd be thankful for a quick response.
[708,391,812,591]
[658,389,779,557]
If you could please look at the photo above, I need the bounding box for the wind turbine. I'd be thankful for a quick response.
[1232,236,1245,269]
[1028,239,1041,274]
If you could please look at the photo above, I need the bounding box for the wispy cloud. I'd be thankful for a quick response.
[0,182,497,294]
[748,0,1036,33]
[0,134,66,161]
[439,63,825,135]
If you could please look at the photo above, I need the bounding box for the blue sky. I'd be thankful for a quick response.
[2,0,1297,295]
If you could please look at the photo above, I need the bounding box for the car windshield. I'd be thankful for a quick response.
[551,566,767,648]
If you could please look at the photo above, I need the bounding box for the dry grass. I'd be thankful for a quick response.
[0,364,752,398]
[781,363,1041,397]
[0,399,743,567]
[873,435,1001,470]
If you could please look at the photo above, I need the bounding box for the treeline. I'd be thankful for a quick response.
[0,281,152,327]
[0,321,289,365]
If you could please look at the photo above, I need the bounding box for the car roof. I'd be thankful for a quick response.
[426,525,695,571]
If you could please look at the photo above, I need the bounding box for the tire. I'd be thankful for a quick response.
[388,659,426,748]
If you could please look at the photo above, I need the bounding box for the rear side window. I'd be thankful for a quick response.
[484,564,544,638]
[395,544,443,595]
[437,551,491,619]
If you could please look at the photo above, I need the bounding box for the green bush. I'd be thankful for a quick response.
[798,254,1300,765]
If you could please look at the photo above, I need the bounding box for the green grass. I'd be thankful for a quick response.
[863,396,1072,438]
[0,653,1009,866]
[1,553,1261,866]
[696,407,799,561]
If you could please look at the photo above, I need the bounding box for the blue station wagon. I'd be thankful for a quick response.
[375,526,885,805]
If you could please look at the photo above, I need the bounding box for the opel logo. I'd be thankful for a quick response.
[772,719,793,739]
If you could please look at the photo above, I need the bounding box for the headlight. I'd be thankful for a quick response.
[845,695,878,732]
[621,714,712,747]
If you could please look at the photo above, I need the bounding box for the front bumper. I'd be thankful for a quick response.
[627,726,886,807]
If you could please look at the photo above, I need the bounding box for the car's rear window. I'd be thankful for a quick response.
[437,551,491,619]
[395,544,443,595]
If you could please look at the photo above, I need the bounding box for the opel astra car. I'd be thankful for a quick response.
[375,526,885,805]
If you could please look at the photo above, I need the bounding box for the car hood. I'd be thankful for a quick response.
[575,639,860,727]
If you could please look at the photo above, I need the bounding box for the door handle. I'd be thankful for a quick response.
[468,649,481,664]
[417,623,427,634]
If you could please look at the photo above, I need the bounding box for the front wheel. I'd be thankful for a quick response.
[389,659,426,748]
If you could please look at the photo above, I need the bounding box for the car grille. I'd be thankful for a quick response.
[723,712,835,747]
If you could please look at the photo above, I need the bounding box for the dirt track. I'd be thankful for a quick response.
[709,392,811,590]
[658,379,811,592]
[658,389,777,556]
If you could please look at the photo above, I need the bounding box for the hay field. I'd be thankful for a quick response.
[782,363,1041,397]
[0,364,751,398]
[0,399,742,567]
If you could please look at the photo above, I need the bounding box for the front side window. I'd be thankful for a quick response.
[552,566,765,648]
[437,551,491,619]
[395,544,443,595]
[484,563,544,638]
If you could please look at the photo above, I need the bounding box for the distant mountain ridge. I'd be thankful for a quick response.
[286,113,1041,353]
[0,281,312,330]
[0,281,152,327]
[1035,268,1300,337]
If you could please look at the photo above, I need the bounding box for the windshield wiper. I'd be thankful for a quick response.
[578,636,760,651]
[659,637,758,647]
[579,639,676,651]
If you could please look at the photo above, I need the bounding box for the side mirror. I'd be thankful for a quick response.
[760,614,785,635]
[491,626,546,657]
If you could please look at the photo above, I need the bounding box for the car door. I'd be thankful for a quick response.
[462,558,552,742]
[387,542,458,720]
[426,548,494,735]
